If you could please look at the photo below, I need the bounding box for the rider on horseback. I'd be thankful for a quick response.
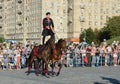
[42,12,55,45]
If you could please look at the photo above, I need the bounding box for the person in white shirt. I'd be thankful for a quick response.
[106,44,113,66]
[113,45,118,66]
[66,47,72,67]
[73,44,80,67]
[14,46,21,70]
[91,43,96,67]
[80,45,86,67]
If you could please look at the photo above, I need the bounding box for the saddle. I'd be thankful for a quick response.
[33,45,45,56]
[33,46,39,56]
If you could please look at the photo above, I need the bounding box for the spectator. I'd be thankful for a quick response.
[80,45,86,67]
[21,47,26,68]
[91,42,96,67]
[0,47,3,69]
[14,46,21,70]
[25,45,32,66]
[66,47,71,67]
[73,44,80,67]
[86,45,91,67]
[95,46,100,67]
[113,45,118,66]
[106,44,113,66]
[118,43,120,65]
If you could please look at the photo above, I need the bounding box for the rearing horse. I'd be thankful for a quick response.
[51,39,67,76]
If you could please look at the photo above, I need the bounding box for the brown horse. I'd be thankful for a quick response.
[37,38,55,77]
[27,38,55,76]
[50,39,67,76]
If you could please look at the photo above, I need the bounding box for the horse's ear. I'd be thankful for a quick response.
[64,38,67,42]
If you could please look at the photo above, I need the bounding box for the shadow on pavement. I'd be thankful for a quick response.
[94,76,120,84]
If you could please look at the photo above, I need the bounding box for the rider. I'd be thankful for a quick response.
[42,12,55,45]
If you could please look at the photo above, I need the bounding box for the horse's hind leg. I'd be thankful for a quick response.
[41,59,45,75]
[27,63,31,75]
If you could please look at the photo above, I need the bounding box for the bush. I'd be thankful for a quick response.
[107,36,120,44]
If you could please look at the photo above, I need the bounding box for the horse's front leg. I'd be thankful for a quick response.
[51,60,55,75]
[42,58,49,78]
[44,63,50,78]
[56,59,62,76]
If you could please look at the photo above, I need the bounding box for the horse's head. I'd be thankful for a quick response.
[45,38,55,49]
[57,39,67,52]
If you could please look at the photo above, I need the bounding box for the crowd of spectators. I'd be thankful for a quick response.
[0,42,33,70]
[65,39,120,67]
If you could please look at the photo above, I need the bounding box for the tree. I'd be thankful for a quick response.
[80,28,95,44]
[105,16,120,38]
[94,28,101,45]
[99,26,110,42]
[0,37,5,43]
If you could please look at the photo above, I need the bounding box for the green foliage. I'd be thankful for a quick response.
[80,28,95,44]
[0,37,5,43]
[80,16,120,45]
[107,36,120,44]
[99,26,110,42]
[105,16,120,38]
[94,28,101,44]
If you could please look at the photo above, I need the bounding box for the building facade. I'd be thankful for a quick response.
[0,0,120,43]
[24,0,42,43]
[70,0,120,38]
[42,0,68,42]
[0,0,4,37]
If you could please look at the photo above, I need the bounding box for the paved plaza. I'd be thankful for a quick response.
[0,66,120,84]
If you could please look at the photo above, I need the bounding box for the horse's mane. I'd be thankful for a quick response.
[57,39,64,44]
[57,38,66,45]
[46,38,53,45]
[44,38,55,49]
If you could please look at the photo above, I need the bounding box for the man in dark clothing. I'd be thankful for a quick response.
[42,12,55,44]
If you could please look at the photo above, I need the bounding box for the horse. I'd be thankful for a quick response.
[50,39,67,76]
[27,38,55,76]
[36,38,55,77]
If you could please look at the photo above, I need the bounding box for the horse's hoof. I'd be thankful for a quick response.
[56,72,60,76]
[26,72,30,75]
[52,72,56,76]
[36,73,39,76]
[42,72,45,76]
[45,74,50,78]
[52,73,54,75]
[47,72,50,75]
[51,74,55,77]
